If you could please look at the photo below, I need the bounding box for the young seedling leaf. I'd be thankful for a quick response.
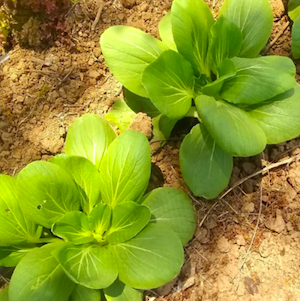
[99,130,151,208]
[104,279,143,301]
[291,17,300,59]
[249,85,300,144]
[196,95,267,157]
[100,26,167,97]
[106,202,150,244]
[288,0,300,21]
[50,155,101,214]
[17,161,80,229]
[220,0,273,57]
[171,0,214,76]
[180,124,233,199]
[69,285,101,301]
[208,16,242,72]
[142,50,195,120]
[9,243,75,301]
[152,114,177,142]
[54,243,117,290]
[142,187,196,244]
[105,99,137,133]
[0,248,37,267]
[201,59,236,97]
[0,175,39,246]
[52,211,94,245]
[89,203,112,242]
[0,286,9,301]
[158,13,177,51]
[65,114,117,170]
[124,88,160,118]
[220,56,296,105]
[110,224,183,290]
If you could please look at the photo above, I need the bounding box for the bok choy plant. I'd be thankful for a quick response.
[288,0,300,58]
[100,0,300,199]
[0,114,196,301]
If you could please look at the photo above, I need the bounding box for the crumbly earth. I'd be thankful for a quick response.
[1,0,300,300]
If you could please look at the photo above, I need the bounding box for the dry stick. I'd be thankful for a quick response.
[263,21,290,54]
[219,154,300,200]
[92,1,104,31]
[231,185,263,284]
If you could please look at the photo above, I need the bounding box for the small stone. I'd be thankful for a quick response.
[206,217,217,229]
[10,73,18,81]
[217,237,231,253]
[156,277,177,296]
[244,277,259,295]
[182,276,195,290]
[242,162,256,174]
[286,222,294,232]
[0,121,9,130]
[196,227,208,244]
[128,113,152,139]
[242,202,255,213]
[140,3,149,11]
[89,70,101,79]
[58,87,67,99]
[236,234,246,246]
[93,47,101,57]
[121,0,136,8]
[265,210,285,233]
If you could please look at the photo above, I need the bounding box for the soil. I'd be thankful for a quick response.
[1,0,300,300]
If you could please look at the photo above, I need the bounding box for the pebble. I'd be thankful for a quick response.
[242,202,255,213]
[217,237,231,253]
[236,234,246,246]
[265,210,285,233]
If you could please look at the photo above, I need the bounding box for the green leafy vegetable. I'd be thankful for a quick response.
[52,212,94,245]
[65,114,116,170]
[100,26,167,97]
[0,175,39,246]
[106,202,150,244]
[99,130,151,208]
[50,155,101,214]
[180,124,233,199]
[104,279,143,301]
[110,224,184,289]
[69,285,101,301]
[0,114,196,301]
[9,243,75,301]
[54,243,118,289]
[289,0,300,59]
[219,0,273,57]
[17,161,81,228]
[101,0,300,199]
[142,50,195,119]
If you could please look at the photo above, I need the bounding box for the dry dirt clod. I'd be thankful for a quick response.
[128,113,152,139]
[217,237,231,253]
[242,202,255,213]
[121,0,136,8]
[236,234,246,246]
[244,277,259,295]
[265,210,286,233]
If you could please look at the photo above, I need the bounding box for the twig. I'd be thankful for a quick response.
[220,154,300,200]
[197,201,218,231]
[92,1,104,31]
[231,185,263,283]
[263,21,290,54]
[150,137,182,144]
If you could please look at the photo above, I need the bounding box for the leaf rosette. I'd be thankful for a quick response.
[100,0,300,199]
[0,114,196,301]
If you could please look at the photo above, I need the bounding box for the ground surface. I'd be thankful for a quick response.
[0,0,300,300]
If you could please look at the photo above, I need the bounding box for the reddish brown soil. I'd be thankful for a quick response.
[1,0,300,300]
